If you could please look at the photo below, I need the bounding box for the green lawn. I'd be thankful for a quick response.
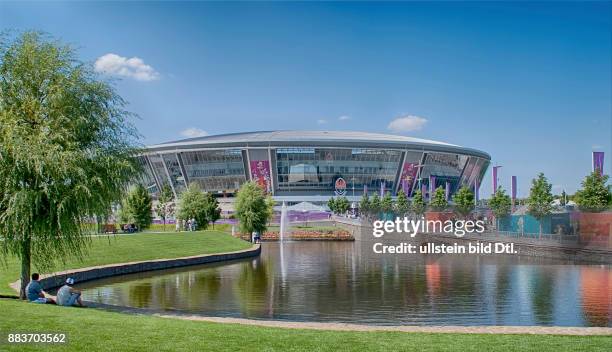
[0,231,251,296]
[0,299,610,352]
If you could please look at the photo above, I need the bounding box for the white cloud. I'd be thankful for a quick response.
[387,115,428,133]
[94,53,160,81]
[317,119,328,125]
[180,128,208,138]
[338,115,351,121]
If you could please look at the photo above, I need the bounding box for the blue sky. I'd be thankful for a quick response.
[1,1,610,196]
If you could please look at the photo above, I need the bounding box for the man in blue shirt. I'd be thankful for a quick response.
[25,273,55,304]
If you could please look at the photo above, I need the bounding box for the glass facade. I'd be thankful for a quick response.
[162,153,186,194]
[275,148,402,194]
[140,146,489,200]
[420,152,469,198]
[135,156,159,197]
[148,154,170,188]
[181,149,246,193]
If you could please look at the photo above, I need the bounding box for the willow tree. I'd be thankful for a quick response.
[0,32,140,298]
[234,181,273,236]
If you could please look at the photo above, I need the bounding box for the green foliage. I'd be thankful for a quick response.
[234,181,272,235]
[369,193,381,216]
[204,192,221,227]
[453,185,475,217]
[335,197,350,215]
[359,193,370,217]
[155,184,175,230]
[125,184,153,229]
[265,195,275,225]
[489,187,512,219]
[381,192,393,213]
[177,183,214,230]
[574,171,611,212]
[117,198,134,224]
[395,190,410,216]
[327,197,336,214]
[527,173,554,236]
[429,186,448,211]
[411,190,426,217]
[0,32,140,298]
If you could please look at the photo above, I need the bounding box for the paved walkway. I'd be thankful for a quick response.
[153,314,612,336]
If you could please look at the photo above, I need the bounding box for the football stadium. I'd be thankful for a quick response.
[138,131,491,206]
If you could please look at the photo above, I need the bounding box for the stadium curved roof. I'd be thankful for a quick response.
[146,130,490,159]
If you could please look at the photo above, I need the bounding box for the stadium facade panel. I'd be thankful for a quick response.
[139,131,491,203]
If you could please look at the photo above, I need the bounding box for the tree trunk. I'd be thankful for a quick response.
[539,222,542,240]
[19,237,31,300]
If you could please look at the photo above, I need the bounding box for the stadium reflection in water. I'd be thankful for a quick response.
[78,242,611,327]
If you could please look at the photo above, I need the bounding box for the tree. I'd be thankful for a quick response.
[381,192,393,214]
[155,184,174,231]
[411,190,426,218]
[327,197,336,214]
[395,190,410,217]
[0,32,140,299]
[453,185,475,218]
[574,171,611,212]
[527,173,554,238]
[177,183,211,230]
[489,187,512,230]
[204,192,221,229]
[359,193,370,219]
[117,198,134,225]
[369,193,381,218]
[335,197,350,215]
[125,184,153,230]
[429,186,448,212]
[265,195,275,226]
[234,181,273,236]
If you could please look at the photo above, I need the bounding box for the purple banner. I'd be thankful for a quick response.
[250,160,271,193]
[593,152,604,175]
[363,184,368,195]
[445,181,450,201]
[399,162,419,196]
[380,181,385,197]
[429,175,436,196]
[492,166,501,194]
[511,176,517,200]
[474,178,480,202]
[421,184,427,200]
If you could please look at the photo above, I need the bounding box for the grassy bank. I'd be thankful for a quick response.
[0,231,251,296]
[0,300,610,352]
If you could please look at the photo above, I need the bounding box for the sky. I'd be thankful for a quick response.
[1,1,610,197]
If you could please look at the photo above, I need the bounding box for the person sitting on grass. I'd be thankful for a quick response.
[56,278,85,307]
[25,273,56,304]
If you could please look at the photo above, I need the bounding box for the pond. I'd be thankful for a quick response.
[77,241,611,327]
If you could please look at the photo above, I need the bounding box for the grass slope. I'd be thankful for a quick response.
[0,300,610,352]
[0,231,251,295]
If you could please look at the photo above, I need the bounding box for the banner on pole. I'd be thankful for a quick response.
[398,162,419,196]
[593,152,605,175]
[429,175,436,197]
[445,181,450,201]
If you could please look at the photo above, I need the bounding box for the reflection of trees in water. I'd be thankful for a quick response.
[530,268,555,325]
[236,258,272,316]
[126,268,223,310]
[494,265,512,322]
[127,282,153,308]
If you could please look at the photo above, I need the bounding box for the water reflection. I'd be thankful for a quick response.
[78,242,611,326]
